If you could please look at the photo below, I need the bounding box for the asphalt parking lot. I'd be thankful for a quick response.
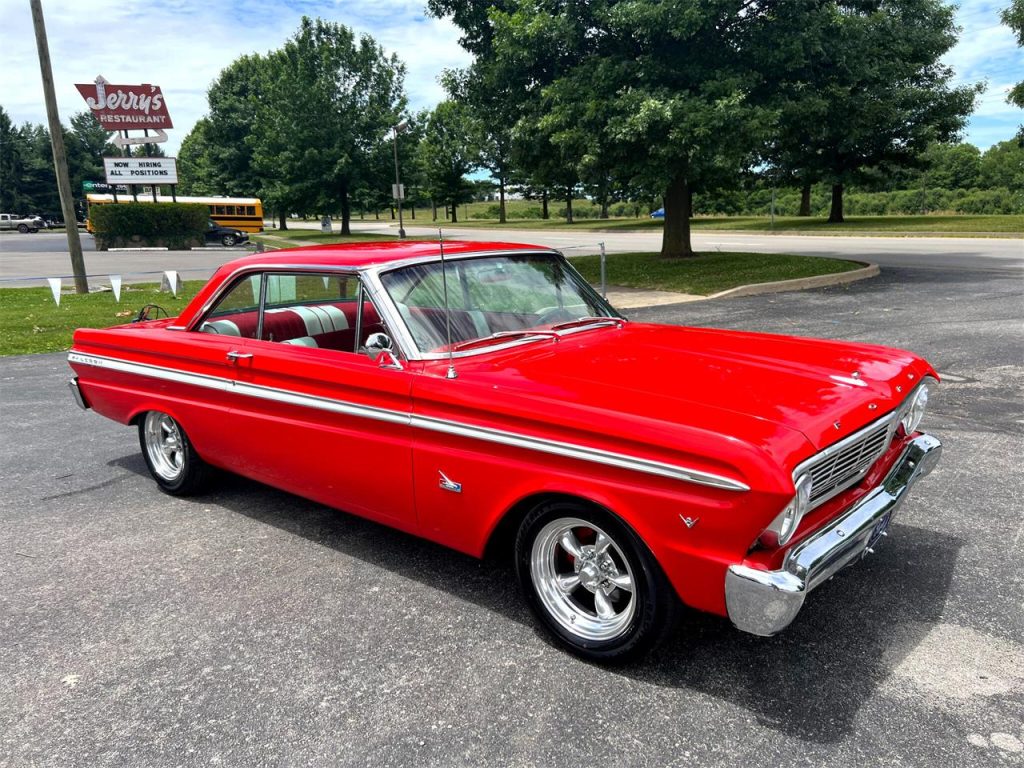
[1,264,1022,767]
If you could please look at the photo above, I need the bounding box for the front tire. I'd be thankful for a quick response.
[138,411,210,495]
[17,224,28,233]
[515,500,676,662]
[221,234,237,246]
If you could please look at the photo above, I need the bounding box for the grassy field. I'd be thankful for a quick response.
[572,251,862,295]
[428,202,1019,236]
[0,281,205,356]
[253,231,403,245]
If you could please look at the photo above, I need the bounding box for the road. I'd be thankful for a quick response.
[1,262,1022,767]
[0,227,1020,288]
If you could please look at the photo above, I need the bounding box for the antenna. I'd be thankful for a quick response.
[439,229,457,380]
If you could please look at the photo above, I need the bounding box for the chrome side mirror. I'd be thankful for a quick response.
[365,332,401,369]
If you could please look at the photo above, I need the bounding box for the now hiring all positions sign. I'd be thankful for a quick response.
[103,157,179,185]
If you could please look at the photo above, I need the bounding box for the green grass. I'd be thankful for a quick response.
[571,251,862,296]
[0,281,205,356]
[443,213,1023,235]
[253,230,401,245]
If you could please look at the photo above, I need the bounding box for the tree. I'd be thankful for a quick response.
[64,111,116,196]
[0,106,27,212]
[979,139,1024,189]
[921,143,982,189]
[131,142,166,158]
[433,1,777,256]
[250,17,406,235]
[765,0,981,223]
[1002,0,1024,111]
[418,100,479,223]
[177,118,219,195]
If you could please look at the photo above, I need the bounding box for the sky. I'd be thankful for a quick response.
[1,0,1021,158]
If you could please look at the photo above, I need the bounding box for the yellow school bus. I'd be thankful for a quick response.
[85,194,265,233]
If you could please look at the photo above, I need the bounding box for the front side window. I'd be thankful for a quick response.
[379,254,613,354]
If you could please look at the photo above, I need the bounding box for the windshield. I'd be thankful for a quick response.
[379,253,616,354]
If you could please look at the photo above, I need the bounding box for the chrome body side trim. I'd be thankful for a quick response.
[411,413,749,491]
[67,351,749,492]
[726,433,942,636]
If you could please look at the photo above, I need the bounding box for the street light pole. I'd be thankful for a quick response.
[30,0,88,293]
[392,121,407,239]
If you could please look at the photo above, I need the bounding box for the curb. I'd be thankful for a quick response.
[706,262,880,300]
[606,262,880,308]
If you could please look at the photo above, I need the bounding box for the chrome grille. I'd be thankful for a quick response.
[797,413,897,509]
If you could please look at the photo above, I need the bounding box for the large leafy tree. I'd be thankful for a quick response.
[418,100,479,223]
[433,0,778,256]
[764,0,981,223]
[250,17,406,235]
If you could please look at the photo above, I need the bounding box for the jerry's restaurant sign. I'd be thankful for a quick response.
[75,76,173,130]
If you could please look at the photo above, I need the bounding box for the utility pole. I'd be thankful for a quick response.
[30,0,88,294]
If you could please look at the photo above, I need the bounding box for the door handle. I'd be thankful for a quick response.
[226,351,253,363]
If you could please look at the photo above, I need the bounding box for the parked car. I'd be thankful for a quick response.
[650,207,664,218]
[67,241,941,661]
[0,212,46,233]
[204,219,249,247]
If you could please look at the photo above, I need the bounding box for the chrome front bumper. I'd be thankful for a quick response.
[725,433,942,637]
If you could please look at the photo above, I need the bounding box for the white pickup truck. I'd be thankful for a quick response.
[0,213,46,233]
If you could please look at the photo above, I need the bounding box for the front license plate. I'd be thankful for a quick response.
[865,511,893,553]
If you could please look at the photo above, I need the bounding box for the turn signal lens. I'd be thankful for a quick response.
[759,474,813,549]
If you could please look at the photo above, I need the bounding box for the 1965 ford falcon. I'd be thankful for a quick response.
[67,241,941,661]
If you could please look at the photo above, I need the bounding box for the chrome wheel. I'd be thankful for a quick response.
[530,517,636,642]
[143,412,185,482]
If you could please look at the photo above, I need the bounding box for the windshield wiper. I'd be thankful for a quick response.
[550,316,625,331]
[449,329,560,353]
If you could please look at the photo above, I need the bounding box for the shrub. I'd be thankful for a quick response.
[91,203,209,250]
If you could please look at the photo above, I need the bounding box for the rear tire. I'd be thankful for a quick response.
[515,499,676,662]
[17,224,28,233]
[138,411,210,495]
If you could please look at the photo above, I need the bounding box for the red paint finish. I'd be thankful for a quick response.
[68,241,938,620]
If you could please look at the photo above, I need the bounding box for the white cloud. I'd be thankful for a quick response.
[0,0,471,154]
[945,0,1024,148]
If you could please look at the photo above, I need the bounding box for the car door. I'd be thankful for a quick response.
[223,271,416,528]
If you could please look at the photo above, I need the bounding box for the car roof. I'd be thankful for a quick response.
[224,239,553,271]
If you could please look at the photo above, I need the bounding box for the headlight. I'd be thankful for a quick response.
[900,382,930,435]
[760,473,813,548]
[236,231,244,238]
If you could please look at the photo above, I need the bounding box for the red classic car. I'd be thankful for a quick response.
[68,241,941,661]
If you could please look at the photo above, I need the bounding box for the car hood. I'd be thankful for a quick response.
[461,323,932,451]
